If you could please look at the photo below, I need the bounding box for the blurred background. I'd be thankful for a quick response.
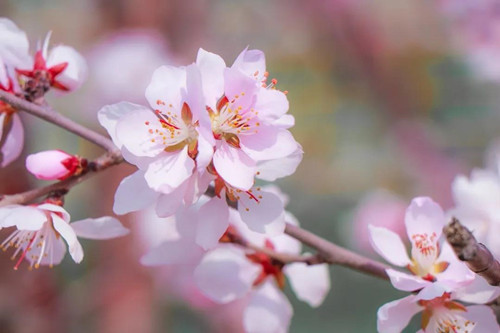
[1,0,499,332]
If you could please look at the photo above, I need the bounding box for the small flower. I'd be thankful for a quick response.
[0,203,129,269]
[369,197,474,297]
[26,150,87,180]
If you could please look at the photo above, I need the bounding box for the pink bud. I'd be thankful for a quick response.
[26,150,84,180]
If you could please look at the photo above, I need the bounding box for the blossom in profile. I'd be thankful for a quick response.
[369,197,474,298]
[26,150,87,180]
[0,202,129,269]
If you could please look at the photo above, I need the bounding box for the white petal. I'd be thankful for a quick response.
[113,170,159,215]
[196,48,226,110]
[0,18,31,68]
[386,268,430,292]
[155,184,186,217]
[196,197,229,250]
[377,295,420,333]
[232,48,266,80]
[98,102,148,148]
[141,238,203,266]
[1,205,47,230]
[240,127,299,162]
[71,216,129,240]
[243,281,293,333]
[213,142,256,190]
[405,197,445,240]
[144,148,194,193]
[37,203,71,221]
[0,113,24,167]
[285,260,330,307]
[238,189,285,234]
[145,65,186,112]
[51,214,83,263]
[256,147,303,182]
[368,225,411,266]
[46,45,88,92]
[194,246,260,303]
[465,305,500,332]
[454,275,500,304]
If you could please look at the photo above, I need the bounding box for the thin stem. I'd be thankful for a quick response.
[284,223,390,280]
[0,90,116,151]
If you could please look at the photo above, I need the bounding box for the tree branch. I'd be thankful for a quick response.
[284,223,390,280]
[444,217,500,286]
[0,90,116,152]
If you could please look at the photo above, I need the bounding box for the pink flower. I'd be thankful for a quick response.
[0,203,129,269]
[17,32,88,93]
[377,278,500,333]
[196,48,301,190]
[25,150,87,180]
[369,197,474,297]
[193,213,330,332]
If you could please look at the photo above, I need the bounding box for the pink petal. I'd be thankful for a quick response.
[1,205,47,230]
[240,127,299,162]
[144,148,195,193]
[434,241,475,287]
[71,216,129,240]
[405,197,445,241]
[113,170,159,215]
[238,189,285,235]
[46,45,88,92]
[196,48,226,110]
[285,260,330,307]
[37,203,71,222]
[224,67,258,111]
[116,108,167,157]
[213,142,256,190]
[51,213,83,263]
[243,281,293,333]
[377,295,421,333]
[464,305,500,332]
[0,18,31,68]
[0,112,24,167]
[386,268,430,292]
[454,276,500,304]
[25,150,73,180]
[416,282,448,300]
[196,197,229,250]
[155,180,188,217]
[254,88,289,121]
[368,225,411,267]
[256,147,303,182]
[145,65,186,112]
[194,246,260,303]
[232,48,266,80]
[98,102,149,148]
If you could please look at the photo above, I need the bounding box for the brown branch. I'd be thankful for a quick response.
[0,90,116,151]
[284,223,390,280]
[0,151,123,207]
[444,217,500,286]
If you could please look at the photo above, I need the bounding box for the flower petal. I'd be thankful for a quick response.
[256,147,303,182]
[377,295,420,333]
[285,260,330,307]
[405,197,445,240]
[98,102,148,148]
[368,225,411,267]
[51,213,83,263]
[213,142,256,190]
[46,45,88,92]
[196,48,226,110]
[144,148,195,193]
[240,127,298,162]
[71,216,129,240]
[232,48,266,80]
[386,268,430,292]
[1,205,47,230]
[238,189,285,235]
[194,246,260,303]
[243,281,293,333]
[0,113,24,167]
[113,170,159,215]
[464,305,500,332]
[454,275,500,304]
[145,65,186,112]
[195,197,229,250]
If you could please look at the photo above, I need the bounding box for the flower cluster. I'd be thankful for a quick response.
[371,197,500,332]
[0,18,87,168]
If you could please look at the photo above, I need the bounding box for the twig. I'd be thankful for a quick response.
[444,217,500,286]
[284,223,390,280]
[0,90,116,151]
[0,151,123,207]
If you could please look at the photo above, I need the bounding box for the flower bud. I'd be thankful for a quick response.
[26,150,86,180]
